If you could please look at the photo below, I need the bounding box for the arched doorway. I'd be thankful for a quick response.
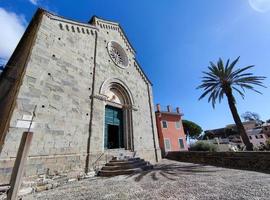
[100,79,134,150]
[104,105,124,149]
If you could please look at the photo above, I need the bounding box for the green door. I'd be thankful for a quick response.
[104,105,124,149]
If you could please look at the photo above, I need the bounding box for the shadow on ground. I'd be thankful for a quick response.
[127,162,220,182]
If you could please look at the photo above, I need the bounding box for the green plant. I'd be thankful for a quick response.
[197,57,266,150]
[189,141,218,152]
[182,120,203,140]
[253,139,270,151]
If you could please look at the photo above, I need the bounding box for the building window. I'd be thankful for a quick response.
[175,121,181,129]
[179,138,185,149]
[255,135,258,139]
[162,121,168,128]
[164,139,171,151]
[249,136,252,140]
[107,41,129,68]
[260,134,264,139]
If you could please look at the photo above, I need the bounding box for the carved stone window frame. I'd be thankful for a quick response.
[107,41,129,69]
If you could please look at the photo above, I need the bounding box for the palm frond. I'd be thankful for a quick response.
[226,56,240,76]
[232,86,245,99]
[230,65,254,78]
[197,57,266,108]
[198,83,220,100]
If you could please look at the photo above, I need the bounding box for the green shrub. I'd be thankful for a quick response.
[189,141,218,152]
[254,138,270,151]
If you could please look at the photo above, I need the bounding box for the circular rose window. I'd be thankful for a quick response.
[107,41,128,68]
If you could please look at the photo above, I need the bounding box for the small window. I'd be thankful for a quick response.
[249,136,252,140]
[71,26,75,32]
[59,23,63,30]
[175,121,181,129]
[260,135,264,139]
[179,138,185,149]
[164,139,171,151]
[162,121,168,128]
[255,135,258,139]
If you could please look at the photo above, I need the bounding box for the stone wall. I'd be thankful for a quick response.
[0,10,43,152]
[0,9,161,183]
[166,151,270,173]
[0,12,98,183]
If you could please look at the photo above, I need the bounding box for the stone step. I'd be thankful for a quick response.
[98,165,153,177]
[102,161,148,170]
[105,149,136,157]
[110,157,141,162]
[105,159,146,166]
[98,155,153,177]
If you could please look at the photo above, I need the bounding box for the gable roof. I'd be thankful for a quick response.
[89,16,153,86]
[89,16,136,55]
[41,9,152,86]
[14,8,153,86]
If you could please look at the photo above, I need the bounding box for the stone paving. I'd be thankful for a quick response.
[24,159,270,200]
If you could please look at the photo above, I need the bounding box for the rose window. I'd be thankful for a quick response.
[107,41,128,68]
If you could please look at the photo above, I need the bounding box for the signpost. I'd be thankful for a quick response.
[7,105,36,200]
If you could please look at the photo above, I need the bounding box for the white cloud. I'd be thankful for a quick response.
[249,0,270,13]
[29,0,38,6]
[0,8,26,60]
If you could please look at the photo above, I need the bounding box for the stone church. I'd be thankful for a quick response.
[0,8,161,183]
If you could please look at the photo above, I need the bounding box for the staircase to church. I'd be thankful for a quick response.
[97,150,153,177]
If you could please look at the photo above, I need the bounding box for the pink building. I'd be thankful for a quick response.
[155,104,188,156]
[247,128,267,147]
[262,123,270,139]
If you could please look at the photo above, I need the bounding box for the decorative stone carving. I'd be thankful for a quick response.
[107,41,128,68]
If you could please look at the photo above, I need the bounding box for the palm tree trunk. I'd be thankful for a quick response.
[225,88,253,151]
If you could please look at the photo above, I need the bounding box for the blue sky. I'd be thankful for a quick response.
[0,0,270,130]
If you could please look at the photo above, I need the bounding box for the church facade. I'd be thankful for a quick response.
[0,9,161,183]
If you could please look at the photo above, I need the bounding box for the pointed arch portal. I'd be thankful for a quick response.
[100,78,134,150]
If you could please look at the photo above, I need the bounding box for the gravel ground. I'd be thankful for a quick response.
[24,159,270,200]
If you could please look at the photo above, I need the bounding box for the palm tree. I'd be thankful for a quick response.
[197,57,266,150]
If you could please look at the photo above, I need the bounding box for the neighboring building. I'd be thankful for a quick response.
[227,121,269,147]
[204,127,243,150]
[247,128,267,147]
[262,123,270,139]
[226,121,257,131]
[204,121,270,149]
[155,104,188,156]
[0,8,161,183]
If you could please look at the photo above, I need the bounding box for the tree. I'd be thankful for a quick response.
[182,120,203,140]
[241,111,260,122]
[197,57,266,150]
[241,111,263,125]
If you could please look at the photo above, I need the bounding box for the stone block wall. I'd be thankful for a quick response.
[166,151,270,173]
[0,10,161,183]
[85,17,161,162]
[0,13,97,183]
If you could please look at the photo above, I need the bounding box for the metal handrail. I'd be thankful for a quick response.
[92,152,105,172]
